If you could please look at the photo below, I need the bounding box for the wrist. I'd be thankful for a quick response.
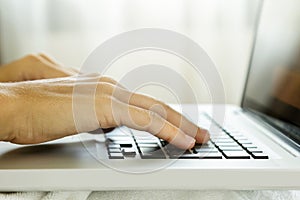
[0,83,17,142]
[0,61,23,82]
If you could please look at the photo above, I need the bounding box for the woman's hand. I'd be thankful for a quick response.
[0,54,77,82]
[0,74,209,149]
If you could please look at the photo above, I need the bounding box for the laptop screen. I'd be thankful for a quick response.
[242,0,300,145]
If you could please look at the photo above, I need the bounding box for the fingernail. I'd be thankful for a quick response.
[185,135,196,148]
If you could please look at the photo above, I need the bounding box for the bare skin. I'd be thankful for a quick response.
[0,54,209,149]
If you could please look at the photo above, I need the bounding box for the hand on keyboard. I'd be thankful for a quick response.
[0,58,209,149]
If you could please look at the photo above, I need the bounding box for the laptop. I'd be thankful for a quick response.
[0,0,300,190]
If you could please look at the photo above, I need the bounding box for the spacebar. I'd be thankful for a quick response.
[198,152,222,159]
[176,152,222,159]
[222,151,250,159]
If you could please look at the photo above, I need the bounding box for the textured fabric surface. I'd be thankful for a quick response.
[0,190,299,200]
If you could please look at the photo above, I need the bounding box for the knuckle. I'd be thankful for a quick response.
[98,82,115,95]
[85,72,101,78]
[146,110,162,131]
[38,52,48,57]
[96,96,115,127]
[148,110,159,121]
[24,54,40,62]
[100,76,117,84]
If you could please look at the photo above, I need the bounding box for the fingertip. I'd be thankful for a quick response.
[188,138,196,149]
[185,135,196,149]
[171,133,196,150]
[201,128,210,143]
[195,128,210,144]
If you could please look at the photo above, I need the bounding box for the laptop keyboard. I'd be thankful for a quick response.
[105,113,269,160]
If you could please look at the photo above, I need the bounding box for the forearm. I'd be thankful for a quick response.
[0,83,17,142]
[0,65,15,82]
[0,54,77,83]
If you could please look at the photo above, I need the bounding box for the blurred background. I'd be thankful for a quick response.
[0,0,261,105]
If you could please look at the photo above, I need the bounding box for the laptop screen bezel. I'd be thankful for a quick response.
[241,0,300,148]
[241,0,263,110]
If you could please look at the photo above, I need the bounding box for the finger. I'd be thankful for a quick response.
[38,53,78,76]
[111,86,210,144]
[99,76,126,89]
[78,73,125,88]
[111,99,196,149]
[42,65,73,78]
[38,53,60,66]
[66,67,79,75]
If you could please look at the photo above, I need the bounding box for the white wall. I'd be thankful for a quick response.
[0,0,261,105]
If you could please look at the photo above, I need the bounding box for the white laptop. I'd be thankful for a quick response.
[0,0,300,191]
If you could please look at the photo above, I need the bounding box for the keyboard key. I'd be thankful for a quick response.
[228,133,244,137]
[244,146,260,151]
[247,149,263,153]
[121,148,136,157]
[176,154,201,159]
[108,144,120,149]
[107,136,133,141]
[214,135,234,139]
[164,145,187,156]
[214,142,240,147]
[210,128,226,132]
[160,140,168,147]
[224,128,240,133]
[138,143,159,148]
[119,143,133,148]
[135,139,159,143]
[195,142,215,148]
[169,150,193,158]
[212,138,236,143]
[237,140,252,144]
[251,152,268,159]
[141,153,166,159]
[232,136,248,140]
[242,143,258,148]
[198,152,223,159]
[140,149,166,159]
[218,146,244,151]
[109,152,124,159]
[108,148,121,153]
[133,132,155,137]
[105,132,129,137]
[194,147,219,153]
[139,147,161,153]
[222,151,251,159]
